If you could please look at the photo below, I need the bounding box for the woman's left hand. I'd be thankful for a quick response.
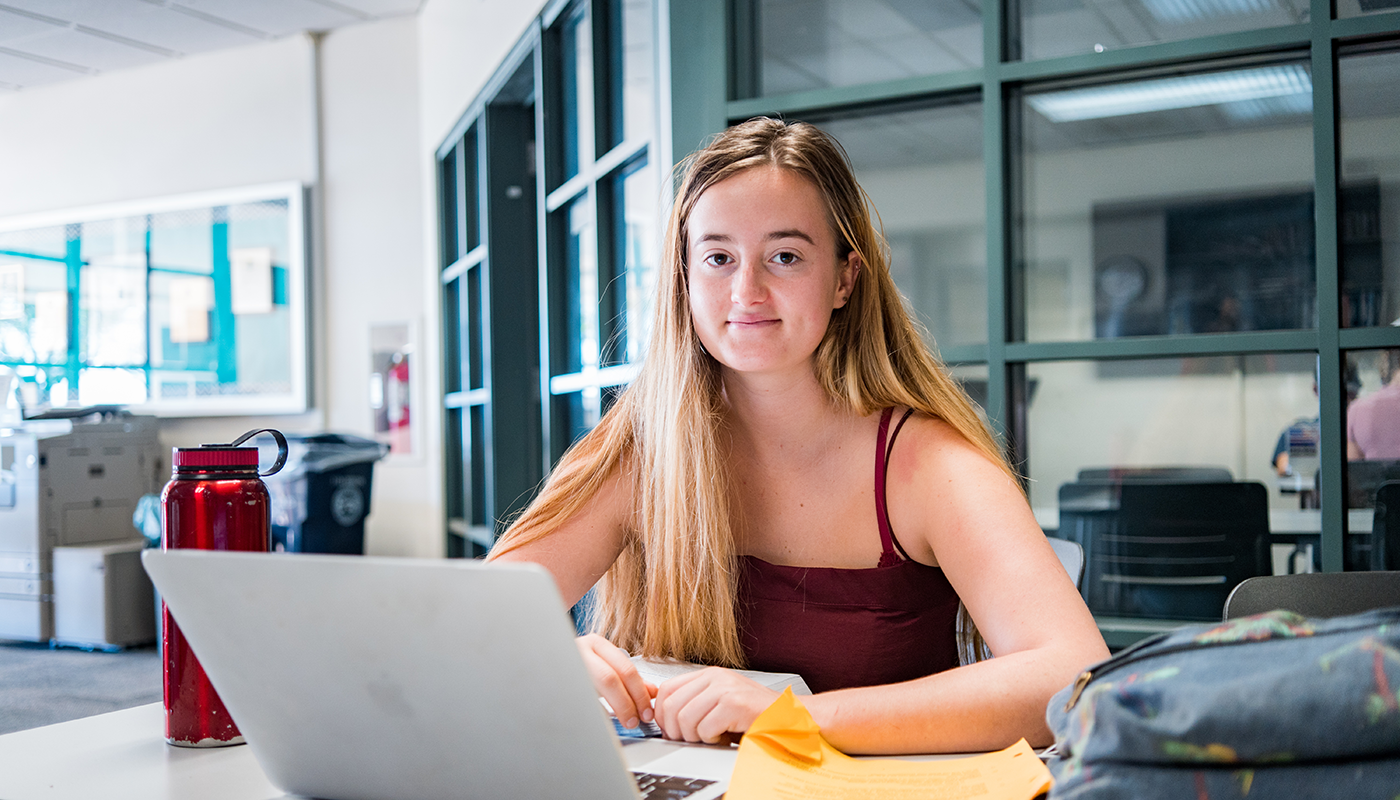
[653,667,778,744]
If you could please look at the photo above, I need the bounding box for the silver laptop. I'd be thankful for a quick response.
[142,550,730,800]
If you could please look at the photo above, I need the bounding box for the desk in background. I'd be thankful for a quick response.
[1034,507,1375,575]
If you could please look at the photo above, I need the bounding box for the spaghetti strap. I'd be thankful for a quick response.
[874,407,916,567]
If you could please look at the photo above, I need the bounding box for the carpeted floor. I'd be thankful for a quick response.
[0,640,161,735]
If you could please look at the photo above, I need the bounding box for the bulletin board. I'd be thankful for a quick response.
[0,182,308,416]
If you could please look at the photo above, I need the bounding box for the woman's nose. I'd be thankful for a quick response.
[731,261,767,305]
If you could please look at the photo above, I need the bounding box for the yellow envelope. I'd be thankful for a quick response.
[725,688,1052,800]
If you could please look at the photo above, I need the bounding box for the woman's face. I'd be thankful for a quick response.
[686,166,859,381]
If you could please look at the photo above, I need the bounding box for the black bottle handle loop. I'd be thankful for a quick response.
[228,428,289,477]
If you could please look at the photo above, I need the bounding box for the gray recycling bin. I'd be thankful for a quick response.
[260,433,389,554]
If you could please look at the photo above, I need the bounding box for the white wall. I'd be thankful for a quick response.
[319,17,435,557]
[0,38,317,218]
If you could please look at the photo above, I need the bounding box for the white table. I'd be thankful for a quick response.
[0,703,751,800]
[0,703,985,800]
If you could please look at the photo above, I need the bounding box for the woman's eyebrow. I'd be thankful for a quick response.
[691,230,816,245]
[765,229,815,244]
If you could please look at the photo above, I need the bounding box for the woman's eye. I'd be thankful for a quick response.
[705,253,732,267]
[773,251,798,266]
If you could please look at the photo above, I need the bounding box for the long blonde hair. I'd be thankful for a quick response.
[489,118,1014,667]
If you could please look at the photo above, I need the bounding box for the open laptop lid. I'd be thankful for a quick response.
[142,550,642,800]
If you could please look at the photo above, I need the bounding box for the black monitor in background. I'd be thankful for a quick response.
[1347,460,1400,509]
[1076,466,1234,484]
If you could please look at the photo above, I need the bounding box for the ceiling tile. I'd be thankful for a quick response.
[0,7,62,46]
[0,46,92,90]
[174,0,362,37]
[331,0,423,16]
[7,28,167,72]
[88,6,267,53]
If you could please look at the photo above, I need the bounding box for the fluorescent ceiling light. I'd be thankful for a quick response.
[1141,0,1281,24]
[1027,64,1311,122]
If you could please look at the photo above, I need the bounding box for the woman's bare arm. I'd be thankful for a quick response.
[487,465,658,727]
[487,464,633,607]
[803,416,1108,753]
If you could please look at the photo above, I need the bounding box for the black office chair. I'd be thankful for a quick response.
[1345,459,1400,509]
[1223,572,1400,620]
[1372,481,1400,571]
[1059,481,1271,621]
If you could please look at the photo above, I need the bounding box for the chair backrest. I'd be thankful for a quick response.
[1047,536,1085,590]
[1373,481,1400,571]
[1346,459,1400,509]
[1223,572,1400,620]
[1058,481,1271,621]
[1076,466,1234,484]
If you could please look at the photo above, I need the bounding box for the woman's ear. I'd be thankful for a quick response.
[834,251,862,309]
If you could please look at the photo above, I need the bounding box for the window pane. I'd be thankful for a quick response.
[1337,0,1400,19]
[553,388,603,452]
[150,209,213,273]
[445,407,465,522]
[443,277,462,394]
[949,362,990,424]
[814,100,986,349]
[616,158,658,364]
[1344,348,1400,516]
[225,201,293,396]
[0,225,69,365]
[1028,354,1323,617]
[1339,47,1400,329]
[555,196,598,376]
[80,218,147,368]
[747,0,981,98]
[440,146,458,266]
[467,264,484,391]
[469,404,487,528]
[1017,0,1309,62]
[1017,61,1315,343]
[559,4,593,182]
[78,366,147,405]
[463,127,480,254]
[603,0,654,151]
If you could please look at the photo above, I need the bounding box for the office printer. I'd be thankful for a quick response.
[0,408,162,645]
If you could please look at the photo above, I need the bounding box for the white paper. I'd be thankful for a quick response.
[230,247,274,315]
[631,656,812,695]
[0,263,22,320]
[169,276,213,343]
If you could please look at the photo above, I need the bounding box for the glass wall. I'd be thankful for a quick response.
[1017,60,1315,342]
[721,0,1400,629]
[1016,0,1309,61]
[1339,45,1400,330]
[742,0,982,97]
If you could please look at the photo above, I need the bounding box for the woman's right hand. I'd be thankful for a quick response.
[577,633,657,729]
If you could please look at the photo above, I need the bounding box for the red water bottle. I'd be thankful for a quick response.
[161,429,287,747]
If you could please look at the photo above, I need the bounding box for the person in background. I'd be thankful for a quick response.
[1348,349,1400,461]
[488,118,1107,755]
[1272,360,1361,478]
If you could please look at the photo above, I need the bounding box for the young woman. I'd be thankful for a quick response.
[488,117,1108,755]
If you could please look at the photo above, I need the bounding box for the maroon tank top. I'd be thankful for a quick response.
[736,408,961,694]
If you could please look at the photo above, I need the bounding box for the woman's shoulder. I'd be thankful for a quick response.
[889,409,999,468]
